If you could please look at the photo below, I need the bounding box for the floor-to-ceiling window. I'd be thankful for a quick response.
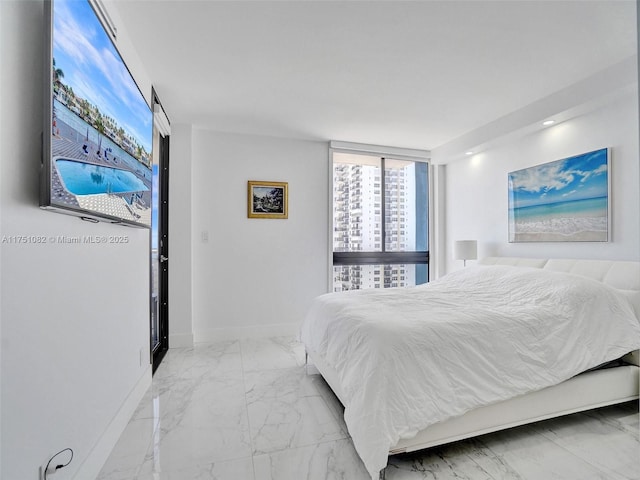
[331,144,430,291]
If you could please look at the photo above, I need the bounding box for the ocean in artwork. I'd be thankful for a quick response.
[509,197,607,241]
[508,149,609,242]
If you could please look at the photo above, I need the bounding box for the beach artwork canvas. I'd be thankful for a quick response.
[508,148,609,242]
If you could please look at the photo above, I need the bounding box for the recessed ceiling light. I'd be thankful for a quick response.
[543,120,555,126]
[465,151,474,155]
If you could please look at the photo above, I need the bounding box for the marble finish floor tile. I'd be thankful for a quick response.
[96,418,156,480]
[253,438,370,480]
[153,341,243,385]
[530,406,640,480]
[240,336,305,372]
[98,338,639,480]
[245,367,348,454]
[136,455,255,480]
[140,376,252,471]
[386,438,518,480]
[385,407,640,480]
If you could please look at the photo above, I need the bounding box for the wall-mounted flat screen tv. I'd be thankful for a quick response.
[41,0,153,228]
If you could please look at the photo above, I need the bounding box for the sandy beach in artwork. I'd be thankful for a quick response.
[511,215,608,242]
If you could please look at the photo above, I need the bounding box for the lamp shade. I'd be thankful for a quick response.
[454,240,477,261]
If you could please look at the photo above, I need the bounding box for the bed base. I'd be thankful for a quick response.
[306,349,639,479]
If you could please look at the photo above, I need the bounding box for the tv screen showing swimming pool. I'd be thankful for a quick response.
[41,0,153,228]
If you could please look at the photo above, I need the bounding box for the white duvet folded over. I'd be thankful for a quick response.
[300,266,640,479]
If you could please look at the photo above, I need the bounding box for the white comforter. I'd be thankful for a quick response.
[300,266,640,479]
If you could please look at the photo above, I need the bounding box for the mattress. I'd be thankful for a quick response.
[300,265,640,479]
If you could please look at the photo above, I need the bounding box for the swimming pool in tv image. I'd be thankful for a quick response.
[53,156,151,224]
[56,159,149,195]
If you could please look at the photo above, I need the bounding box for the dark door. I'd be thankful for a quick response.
[151,89,169,373]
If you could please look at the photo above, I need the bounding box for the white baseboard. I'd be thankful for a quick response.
[72,366,152,480]
[169,332,195,348]
[194,322,300,343]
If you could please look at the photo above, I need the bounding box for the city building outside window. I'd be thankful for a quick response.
[332,148,429,291]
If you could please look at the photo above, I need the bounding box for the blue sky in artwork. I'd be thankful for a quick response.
[509,149,608,209]
[53,0,152,153]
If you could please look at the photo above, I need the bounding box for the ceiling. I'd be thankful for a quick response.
[113,0,637,152]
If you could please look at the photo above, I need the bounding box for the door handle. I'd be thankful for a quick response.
[160,255,169,263]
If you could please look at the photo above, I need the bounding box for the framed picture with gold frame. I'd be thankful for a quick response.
[247,181,288,219]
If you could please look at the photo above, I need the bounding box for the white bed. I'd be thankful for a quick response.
[300,257,640,480]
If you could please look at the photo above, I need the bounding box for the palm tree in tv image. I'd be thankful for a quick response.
[95,115,105,157]
[52,58,64,90]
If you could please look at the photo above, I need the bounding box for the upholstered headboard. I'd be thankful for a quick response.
[479,256,640,316]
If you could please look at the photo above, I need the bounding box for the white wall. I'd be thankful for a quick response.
[190,130,329,341]
[1,2,152,478]
[168,124,195,347]
[443,89,639,273]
